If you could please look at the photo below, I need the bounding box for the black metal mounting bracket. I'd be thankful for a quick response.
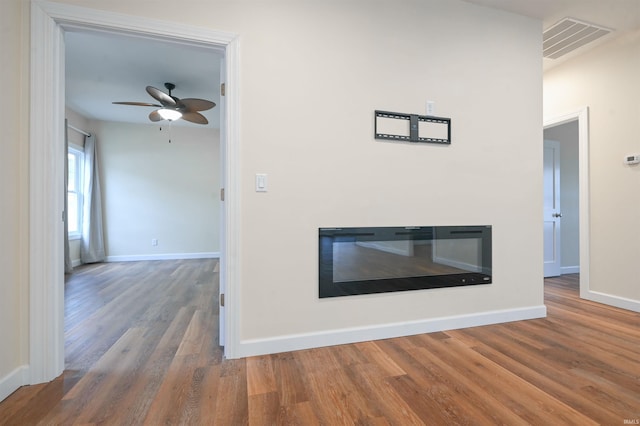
[375,110,451,144]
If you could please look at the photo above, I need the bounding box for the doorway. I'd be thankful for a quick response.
[30,2,240,384]
[543,108,590,299]
[543,122,580,277]
[64,25,223,362]
[543,139,562,277]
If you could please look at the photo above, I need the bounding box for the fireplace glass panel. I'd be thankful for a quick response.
[319,226,491,298]
[333,238,482,283]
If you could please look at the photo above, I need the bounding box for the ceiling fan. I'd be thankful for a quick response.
[113,82,215,125]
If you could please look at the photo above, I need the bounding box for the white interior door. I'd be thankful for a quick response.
[218,57,227,347]
[544,140,562,277]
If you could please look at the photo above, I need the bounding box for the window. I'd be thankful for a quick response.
[67,146,84,239]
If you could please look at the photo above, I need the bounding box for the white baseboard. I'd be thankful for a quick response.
[105,252,220,262]
[0,365,29,402]
[561,266,580,274]
[236,305,547,358]
[71,258,82,268]
[582,290,640,313]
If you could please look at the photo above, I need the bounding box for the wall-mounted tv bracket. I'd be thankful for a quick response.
[375,110,451,144]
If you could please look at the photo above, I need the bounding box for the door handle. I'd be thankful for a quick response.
[553,213,563,218]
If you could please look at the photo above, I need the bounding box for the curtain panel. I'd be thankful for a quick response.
[80,134,106,264]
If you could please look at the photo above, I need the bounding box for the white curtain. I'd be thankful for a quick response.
[64,120,73,273]
[80,134,106,263]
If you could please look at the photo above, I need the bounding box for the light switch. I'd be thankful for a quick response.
[256,173,268,192]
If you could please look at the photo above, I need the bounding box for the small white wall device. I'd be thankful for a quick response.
[624,154,640,165]
[255,173,268,192]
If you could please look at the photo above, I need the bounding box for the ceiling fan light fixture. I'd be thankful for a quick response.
[114,83,214,125]
[158,108,182,121]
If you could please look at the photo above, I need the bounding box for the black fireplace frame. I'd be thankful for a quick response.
[319,226,492,298]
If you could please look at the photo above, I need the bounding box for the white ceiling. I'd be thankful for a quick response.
[65,28,222,128]
[65,1,639,128]
[464,0,640,67]
[465,0,639,25]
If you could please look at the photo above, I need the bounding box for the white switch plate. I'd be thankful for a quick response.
[255,173,268,192]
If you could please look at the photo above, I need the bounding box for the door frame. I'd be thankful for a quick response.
[543,107,589,299]
[30,0,241,384]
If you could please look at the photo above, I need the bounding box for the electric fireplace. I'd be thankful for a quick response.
[319,226,492,298]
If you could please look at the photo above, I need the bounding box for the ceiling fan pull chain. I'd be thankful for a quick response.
[158,125,171,143]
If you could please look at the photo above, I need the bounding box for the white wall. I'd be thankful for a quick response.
[236,0,544,348]
[545,30,640,305]
[93,121,220,260]
[0,0,29,401]
[544,121,580,272]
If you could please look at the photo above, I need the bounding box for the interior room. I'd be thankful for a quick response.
[1,0,639,423]
[64,29,222,266]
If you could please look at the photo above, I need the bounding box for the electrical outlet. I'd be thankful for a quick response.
[151,238,158,246]
[426,101,435,115]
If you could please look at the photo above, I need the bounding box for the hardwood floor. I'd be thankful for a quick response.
[1,263,639,425]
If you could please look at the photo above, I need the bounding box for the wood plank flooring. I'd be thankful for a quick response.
[1,262,639,425]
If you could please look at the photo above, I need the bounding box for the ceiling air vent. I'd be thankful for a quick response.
[543,18,612,59]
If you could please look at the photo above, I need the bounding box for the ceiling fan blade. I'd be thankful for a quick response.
[112,101,162,107]
[180,98,216,112]
[146,86,176,107]
[149,110,163,122]
[181,111,209,125]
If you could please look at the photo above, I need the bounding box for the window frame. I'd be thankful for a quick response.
[67,145,84,240]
